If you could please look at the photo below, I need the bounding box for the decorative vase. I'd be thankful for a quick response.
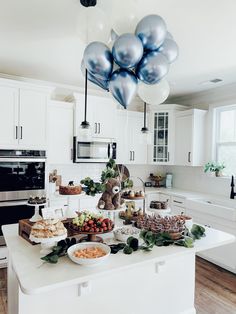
[215,170,221,177]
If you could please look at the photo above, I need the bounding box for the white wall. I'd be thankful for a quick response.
[48,163,163,187]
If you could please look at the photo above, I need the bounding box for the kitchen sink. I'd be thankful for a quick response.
[186,198,236,221]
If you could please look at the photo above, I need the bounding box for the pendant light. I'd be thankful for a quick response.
[141,102,148,134]
[79,69,92,141]
[140,102,152,144]
[80,0,97,7]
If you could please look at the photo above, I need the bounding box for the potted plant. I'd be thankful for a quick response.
[204,162,225,177]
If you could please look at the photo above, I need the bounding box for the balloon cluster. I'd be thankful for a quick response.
[82,14,179,108]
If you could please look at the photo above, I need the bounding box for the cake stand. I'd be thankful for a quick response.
[68,226,114,243]
[28,203,47,222]
[29,233,67,255]
[53,192,85,219]
[148,207,171,217]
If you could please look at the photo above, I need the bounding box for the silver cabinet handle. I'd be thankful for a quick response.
[188,152,191,163]
[71,148,73,160]
[15,126,18,139]
[173,200,183,204]
[130,151,132,161]
[20,126,23,139]
[167,152,170,162]
[0,257,7,261]
[95,123,97,134]
[133,151,135,161]
[98,123,101,134]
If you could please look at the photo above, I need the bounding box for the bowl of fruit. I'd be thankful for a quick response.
[69,211,114,242]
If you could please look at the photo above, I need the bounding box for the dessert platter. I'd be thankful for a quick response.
[148,200,171,216]
[29,219,67,254]
[69,211,114,242]
[119,207,144,224]
[59,181,82,195]
[135,214,186,240]
[122,190,145,200]
[27,196,47,222]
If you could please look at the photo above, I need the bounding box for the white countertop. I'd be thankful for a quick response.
[2,223,235,296]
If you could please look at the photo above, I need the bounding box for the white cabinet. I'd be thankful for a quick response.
[0,85,18,147]
[171,196,186,215]
[175,109,207,166]
[150,110,175,164]
[18,89,48,149]
[116,111,147,164]
[185,208,236,273]
[0,83,51,149]
[73,93,116,139]
[47,101,74,164]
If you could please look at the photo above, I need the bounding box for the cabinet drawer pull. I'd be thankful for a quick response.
[98,123,101,134]
[130,151,132,161]
[133,151,135,161]
[20,126,23,139]
[188,152,191,163]
[15,126,18,139]
[95,123,97,134]
[173,200,183,204]
[167,152,170,162]
[0,257,7,261]
[71,148,73,160]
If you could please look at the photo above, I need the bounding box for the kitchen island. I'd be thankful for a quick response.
[3,224,235,314]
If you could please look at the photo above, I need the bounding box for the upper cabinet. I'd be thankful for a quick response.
[0,86,18,147]
[149,105,186,165]
[0,82,52,150]
[116,110,147,164]
[175,109,207,166]
[47,101,74,164]
[73,93,116,139]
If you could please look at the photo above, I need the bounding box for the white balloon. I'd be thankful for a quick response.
[76,6,111,43]
[111,1,139,35]
[138,79,170,105]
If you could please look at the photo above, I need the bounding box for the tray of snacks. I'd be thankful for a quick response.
[119,207,144,222]
[69,211,114,242]
[67,242,110,266]
[122,190,145,200]
[135,214,186,240]
[28,196,47,205]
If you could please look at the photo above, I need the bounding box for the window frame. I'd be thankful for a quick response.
[214,104,236,176]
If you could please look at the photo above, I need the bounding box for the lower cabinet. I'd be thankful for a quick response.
[171,196,186,215]
[186,208,236,273]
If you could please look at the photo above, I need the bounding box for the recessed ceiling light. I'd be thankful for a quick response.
[199,78,223,85]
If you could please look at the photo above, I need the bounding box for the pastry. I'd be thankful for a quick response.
[59,181,82,195]
[30,219,67,238]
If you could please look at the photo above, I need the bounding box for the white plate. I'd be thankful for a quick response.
[67,242,111,266]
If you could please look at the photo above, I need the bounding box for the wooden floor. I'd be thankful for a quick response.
[0,257,235,314]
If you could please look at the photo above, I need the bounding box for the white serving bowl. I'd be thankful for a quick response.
[67,242,110,266]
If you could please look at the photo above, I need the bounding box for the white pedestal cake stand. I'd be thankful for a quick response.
[29,233,67,255]
[28,203,47,222]
[53,192,85,219]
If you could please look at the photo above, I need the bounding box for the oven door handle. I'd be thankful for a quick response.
[0,158,46,162]
[0,200,28,207]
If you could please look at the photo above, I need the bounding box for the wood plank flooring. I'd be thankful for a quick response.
[0,258,235,314]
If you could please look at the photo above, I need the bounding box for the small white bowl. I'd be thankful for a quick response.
[67,242,110,266]
[113,227,140,242]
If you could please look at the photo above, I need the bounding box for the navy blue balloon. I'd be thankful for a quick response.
[83,41,113,80]
[158,38,179,64]
[109,69,138,109]
[81,60,109,91]
[135,15,167,51]
[112,33,143,68]
[136,51,169,85]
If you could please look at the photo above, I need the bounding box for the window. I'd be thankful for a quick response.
[215,105,236,176]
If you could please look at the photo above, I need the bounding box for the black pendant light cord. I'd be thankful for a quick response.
[143,102,147,129]
[84,69,88,123]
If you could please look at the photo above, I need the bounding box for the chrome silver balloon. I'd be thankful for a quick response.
[83,41,113,80]
[112,33,143,68]
[158,38,179,64]
[135,14,167,51]
[109,69,138,108]
[136,51,169,85]
[81,59,109,91]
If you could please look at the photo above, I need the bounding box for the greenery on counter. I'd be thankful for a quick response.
[41,238,76,264]
[204,161,225,176]
[81,159,133,196]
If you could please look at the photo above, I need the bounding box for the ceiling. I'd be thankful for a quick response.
[0,0,236,98]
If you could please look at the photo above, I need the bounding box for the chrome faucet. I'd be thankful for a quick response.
[230,175,236,199]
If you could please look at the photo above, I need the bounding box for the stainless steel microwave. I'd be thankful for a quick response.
[73,137,116,163]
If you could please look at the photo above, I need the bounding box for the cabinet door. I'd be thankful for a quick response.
[19,89,48,149]
[92,96,116,139]
[0,86,19,148]
[115,112,130,164]
[171,205,185,215]
[127,113,147,164]
[175,114,192,166]
[47,101,74,164]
